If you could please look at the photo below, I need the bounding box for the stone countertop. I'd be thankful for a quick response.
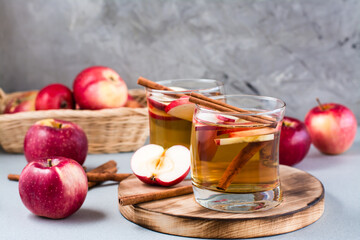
[1,132,359,240]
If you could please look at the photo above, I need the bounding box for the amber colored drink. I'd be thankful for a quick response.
[191,123,280,193]
[146,79,224,149]
[148,99,192,149]
[190,95,285,213]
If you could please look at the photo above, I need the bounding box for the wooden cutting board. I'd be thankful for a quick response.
[118,165,324,239]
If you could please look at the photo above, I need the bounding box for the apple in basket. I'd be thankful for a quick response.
[35,83,75,110]
[24,119,88,165]
[73,66,128,110]
[4,91,38,114]
[131,144,191,186]
[19,157,88,219]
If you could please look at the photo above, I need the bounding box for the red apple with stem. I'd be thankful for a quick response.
[19,157,88,219]
[4,91,38,114]
[131,144,190,186]
[73,66,128,110]
[305,99,357,155]
[24,119,88,165]
[279,116,311,166]
[35,83,75,110]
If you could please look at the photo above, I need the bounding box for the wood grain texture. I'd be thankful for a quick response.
[118,165,324,239]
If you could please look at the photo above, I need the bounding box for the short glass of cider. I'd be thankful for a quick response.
[146,79,224,149]
[190,95,285,212]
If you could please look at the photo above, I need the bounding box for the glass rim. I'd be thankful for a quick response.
[195,94,286,117]
[146,79,223,95]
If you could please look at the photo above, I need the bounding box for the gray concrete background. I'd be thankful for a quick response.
[0,0,359,121]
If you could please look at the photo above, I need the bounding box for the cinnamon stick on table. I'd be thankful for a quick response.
[7,172,131,184]
[7,160,129,189]
[87,160,118,189]
[119,185,193,206]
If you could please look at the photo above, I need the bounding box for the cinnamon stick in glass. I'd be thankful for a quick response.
[190,92,276,124]
[216,141,270,191]
[137,76,275,125]
[119,184,193,206]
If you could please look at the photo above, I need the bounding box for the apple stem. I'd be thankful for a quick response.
[316,98,325,111]
[47,159,52,167]
[60,100,68,109]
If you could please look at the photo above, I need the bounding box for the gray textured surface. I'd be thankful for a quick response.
[0,0,359,121]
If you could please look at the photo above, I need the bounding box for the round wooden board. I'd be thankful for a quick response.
[118,165,324,239]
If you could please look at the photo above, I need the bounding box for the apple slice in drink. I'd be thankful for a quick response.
[147,95,173,111]
[214,127,276,145]
[131,144,190,187]
[165,96,195,122]
[147,86,187,111]
[148,105,178,121]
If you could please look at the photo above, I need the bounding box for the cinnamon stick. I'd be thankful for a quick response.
[190,92,276,124]
[137,76,185,98]
[7,174,20,181]
[217,141,270,191]
[119,185,193,206]
[189,95,274,125]
[138,76,174,91]
[7,172,130,183]
[86,172,131,182]
[87,160,118,188]
[137,76,276,125]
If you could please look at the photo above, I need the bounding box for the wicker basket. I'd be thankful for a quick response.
[0,89,149,153]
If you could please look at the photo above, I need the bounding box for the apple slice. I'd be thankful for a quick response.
[214,133,274,145]
[165,96,195,122]
[148,103,178,120]
[229,127,277,137]
[214,127,276,145]
[147,87,187,111]
[131,144,190,187]
[216,114,238,123]
[147,95,173,111]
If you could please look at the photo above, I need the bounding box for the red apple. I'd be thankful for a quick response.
[19,157,88,219]
[35,83,75,110]
[4,91,38,114]
[131,144,190,186]
[165,96,195,122]
[24,119,88,165]
[305,100,357,155]
[73,66,128,110]
[279,116,311,166]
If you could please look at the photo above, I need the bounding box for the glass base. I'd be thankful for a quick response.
[193,185,282,213]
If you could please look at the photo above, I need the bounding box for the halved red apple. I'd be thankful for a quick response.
[165,96,195,122]
[131,144,190,186]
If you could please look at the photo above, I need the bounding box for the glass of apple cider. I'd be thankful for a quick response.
[190,94,285,212]
[146,79,224,149]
